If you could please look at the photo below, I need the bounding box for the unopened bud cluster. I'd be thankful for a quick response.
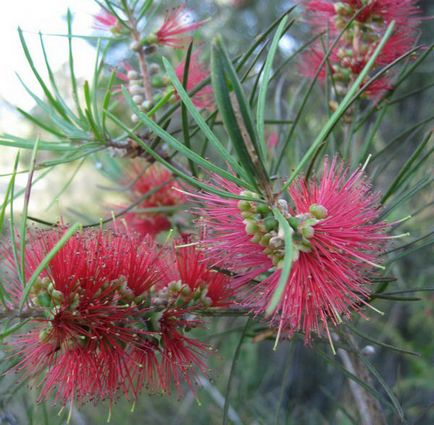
[150,280,213,309]
[331,2,386,95]
[31,277,64,308]
[126,70,152,123]
[238,191,286,267]
[238,191,328,265]
[289,204,328,260]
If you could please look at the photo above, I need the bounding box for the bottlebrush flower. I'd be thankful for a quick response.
[120,162,186,237]
[301,0,421,98]
[5,227,162,405]
[175,51,214,110]
[154,5,205,49]
[93,9,121,33]
[192,158,390,342]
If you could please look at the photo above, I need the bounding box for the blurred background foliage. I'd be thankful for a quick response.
[0,0,433,424]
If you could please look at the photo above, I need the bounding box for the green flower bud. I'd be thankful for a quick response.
[301,225,315,239]
[263,216,278,232]
[245,221,259,235]
[181,284,192,297]
[256,203,270,215]
[201,296,213,307]
[237,200,251,212]
[309,204,328,219]
[251,233,262,244]
[37,292,52,308]
[168,280,183,292]
[259,233,272,247]
[51,289,64,305]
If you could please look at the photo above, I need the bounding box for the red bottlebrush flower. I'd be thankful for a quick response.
[119,162,186,237]
[192,158,390,341]
[301,0,421,99]
[93,9,120,33]
[155,5,205,49]
[6,227,161,405]
[175,51,214,110]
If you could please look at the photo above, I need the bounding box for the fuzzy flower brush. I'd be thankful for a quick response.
[193,158,390,343]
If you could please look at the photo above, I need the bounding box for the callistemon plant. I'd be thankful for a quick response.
[0,0,431,423]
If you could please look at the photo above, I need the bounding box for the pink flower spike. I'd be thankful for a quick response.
[156,5,206,49]
[175,51,214,110]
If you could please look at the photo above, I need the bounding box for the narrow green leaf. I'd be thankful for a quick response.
[38,31,86,128]
[16,108,65,138]
[46,158,86,211]
[83,80,104,141]
[266,208,293,315]
[257,16,288,160]
[359,355,405,420]
[211,38,270,190]
[19,138,40,284]
[155,7,295,128]
[316,348,392,410]
[281,21,396,191]
[17,27,70,122]
[162,57,248,180]
[382,131,433,203]
[358,106,388,163]
[106,110,262,202]
[380,176,432,218]
[137,0,155,22]
[180,44,197,177]
[346,325,420,357]
[236,6,296,71]
[102,70,116,133]
[121,86,256,191]
[20,223,81,311]
[0,152,20,236]
[9,152,22,286]
[15,74,86,138]
[0,319,30,340]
